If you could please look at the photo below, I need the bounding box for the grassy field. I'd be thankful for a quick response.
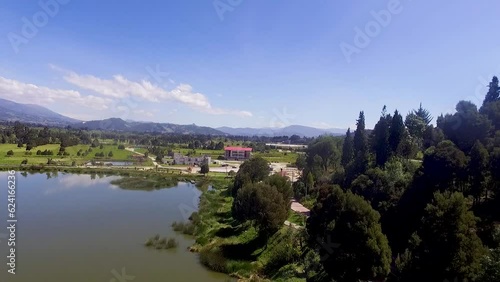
[287,211,306,227]
[253,151,298,164]
[174,148,225,159]
[0,144,152,166]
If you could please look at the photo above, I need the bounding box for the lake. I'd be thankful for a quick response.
[0,172,229,282]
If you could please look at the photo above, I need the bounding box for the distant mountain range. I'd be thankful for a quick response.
[0,98,346,137]
[73,118,224,135]
[0,98,80,126]
[217,125,346,137]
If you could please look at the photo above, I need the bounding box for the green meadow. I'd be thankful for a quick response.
[0,143,151,166]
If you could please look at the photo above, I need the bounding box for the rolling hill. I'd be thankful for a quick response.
[0,98,346,137]
[217,125,346,137]
[0,98,80,126]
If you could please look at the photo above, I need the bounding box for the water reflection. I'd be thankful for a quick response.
[43,174,120,195]
[0,172,228,282]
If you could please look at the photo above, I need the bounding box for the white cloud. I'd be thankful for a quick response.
[0,76,111,110]
[133,109,154,118]
[60,69,252,117]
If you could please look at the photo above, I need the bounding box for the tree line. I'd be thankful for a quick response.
[289,76,500,281]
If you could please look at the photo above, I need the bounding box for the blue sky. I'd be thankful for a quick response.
[1,0,499,129]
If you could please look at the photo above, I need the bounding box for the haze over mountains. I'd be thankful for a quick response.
[0,98,79,126]
[0,98,345,137]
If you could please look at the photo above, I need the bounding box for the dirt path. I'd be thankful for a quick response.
[125,147,162,167]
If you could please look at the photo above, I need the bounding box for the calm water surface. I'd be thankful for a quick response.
[0,172,228,282]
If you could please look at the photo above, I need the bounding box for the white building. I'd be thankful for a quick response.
[169,153,211,166]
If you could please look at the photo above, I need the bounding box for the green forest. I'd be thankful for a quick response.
[299,76,500,281]
[196,76,500,281]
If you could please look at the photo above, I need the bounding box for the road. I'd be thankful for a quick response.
[290,199,310,216]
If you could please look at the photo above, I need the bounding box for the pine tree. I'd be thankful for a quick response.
[414,192,485,280]
[307,185,392,281]
[414,103,433,125]
[341,128,354,167]
[352,111,369,176]
[468,140,489,205]
[353,111,368,155]
[483,76,500,105]
[372,106,391,167]
[389,110,405,155]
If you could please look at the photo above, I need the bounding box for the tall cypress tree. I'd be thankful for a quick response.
[352,111,369,176]
[341,128,354,167]
[389,110,405,155]
[468,140,489,205]
[483,76,500,105]
[353,111,368,155]
[372,106,391,167]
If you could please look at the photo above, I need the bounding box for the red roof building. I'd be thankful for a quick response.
[224,147,252,160]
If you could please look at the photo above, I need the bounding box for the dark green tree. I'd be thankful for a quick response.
[307,185,392,281]
[480,100,500,131]
[295,154,307,170]
[215,141,225,150]
[372,106,391,167]
[389,110,405,154]
[491,148,500,199]
[305,136,340,177]
[231,157,270,196]
[421,140,468,191]
[483,76,500,105]
[422,125,445,149]
[468,140,489,205]
[306,172,314,197]
[341,128,354,167]
[414,103,433,125]
[353,111,368,156]
[232,182,289,235]
[413,192,486,281]
[405,112,426,141]
[265,173,293,200]
[348,111,370,181]
[200,163,209,175]
[437,101,492,152]
[91,138,100,148]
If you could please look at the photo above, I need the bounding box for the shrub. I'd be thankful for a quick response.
[166,238,178,249]
[199,246,228,273]
[171,221,196,235]
[6,150,14,156]
[118,144,125,150]
[144,235,178,250]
